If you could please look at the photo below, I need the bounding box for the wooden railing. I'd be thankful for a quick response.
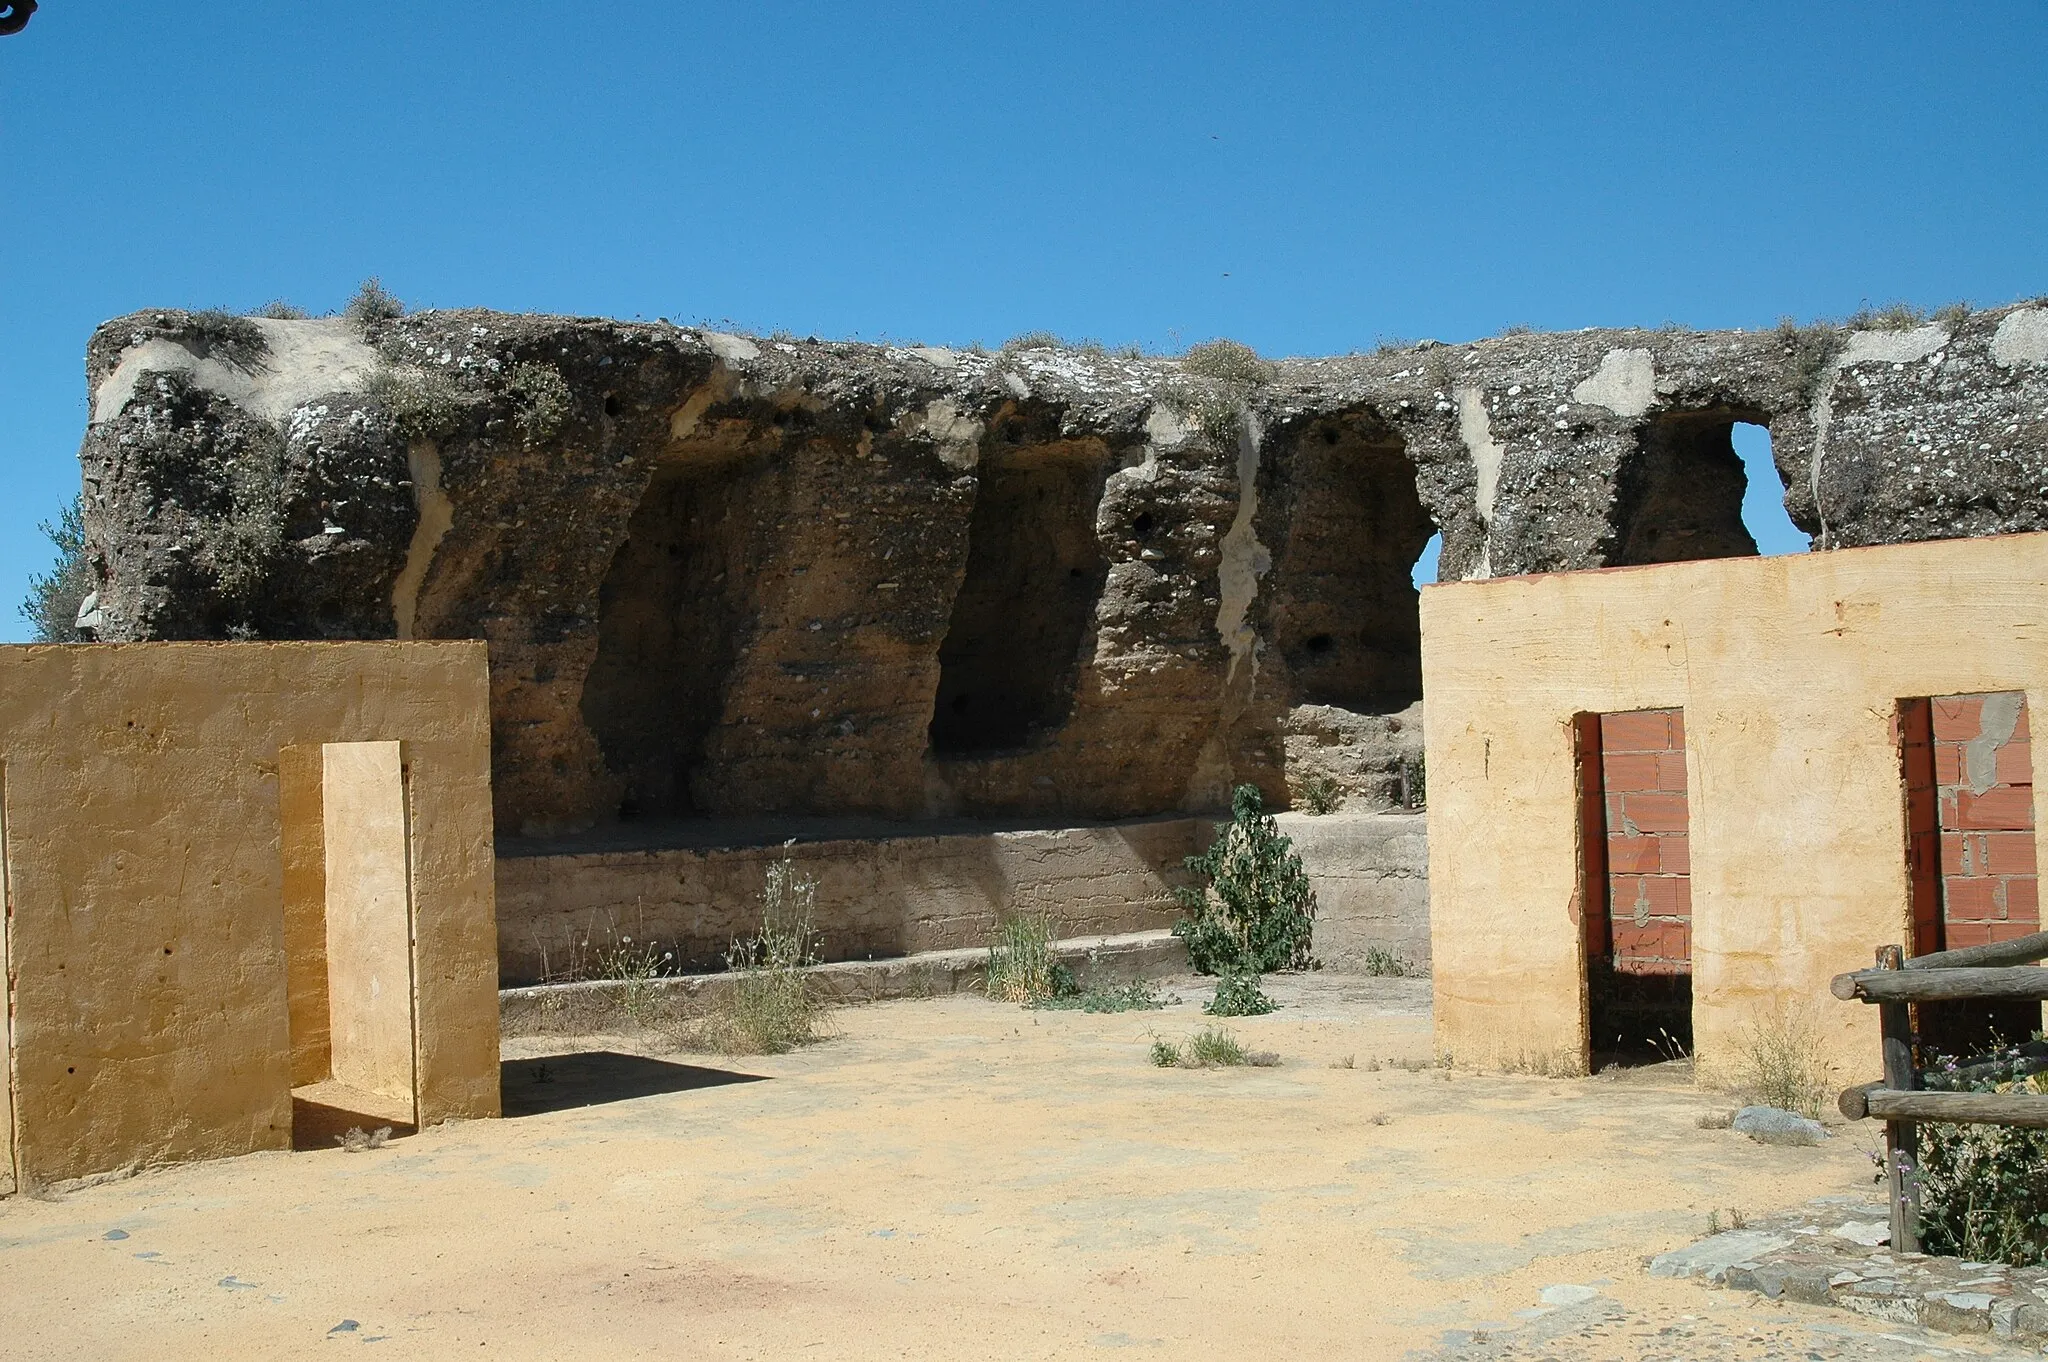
[1832,928,2048,1253]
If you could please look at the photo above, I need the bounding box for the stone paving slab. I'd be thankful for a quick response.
[1649,1195,2048,1345]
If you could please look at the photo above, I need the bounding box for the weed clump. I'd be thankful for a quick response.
[985,915,1071,1003]
[1846,301,1929,332]
[1774,317,1843,407]
[1297,774,1343,815]
[1181,339,1275,387]
[1038,979,1173,1014]
[506,360,574,444]
[1731,1004,1833,1119]
[1361,946,1413,978]
[713,852,825,1053]
[345,276,406,326]
[1150,1027,1278,1069]
[189,309,269,371]
[1173,783,1317,981]
[252,300,310,320]
[364,364,466,441]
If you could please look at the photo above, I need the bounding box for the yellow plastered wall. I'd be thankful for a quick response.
[0,642,499,1185]
[1419,531,2048,1085]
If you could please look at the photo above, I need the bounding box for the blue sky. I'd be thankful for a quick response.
[4,3,2044,638]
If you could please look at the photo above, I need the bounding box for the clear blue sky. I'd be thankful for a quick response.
[4,3,2044,638]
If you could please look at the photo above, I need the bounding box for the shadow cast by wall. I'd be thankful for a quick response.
[499,1051,768,1118]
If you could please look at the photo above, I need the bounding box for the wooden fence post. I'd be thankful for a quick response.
[1877,944,1920,1253]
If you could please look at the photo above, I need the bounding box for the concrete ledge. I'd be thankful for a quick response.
[499,929,1188,1031]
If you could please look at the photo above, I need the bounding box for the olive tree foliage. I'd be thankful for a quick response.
[1173,783,1318,976]
[20,494,92,642]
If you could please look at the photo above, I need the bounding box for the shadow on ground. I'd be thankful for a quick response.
[500,1050,768,1117]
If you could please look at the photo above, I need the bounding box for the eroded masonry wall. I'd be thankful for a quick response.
[70,301,2048,836]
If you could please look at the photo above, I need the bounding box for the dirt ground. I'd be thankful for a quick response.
[0,976,2032,1360]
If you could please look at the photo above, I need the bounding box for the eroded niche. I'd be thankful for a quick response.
[1611,407,1766,565]
[928,439,1113,757]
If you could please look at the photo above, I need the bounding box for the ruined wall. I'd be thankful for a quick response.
[1418,532,2048,1084]
[71,302,2048,838]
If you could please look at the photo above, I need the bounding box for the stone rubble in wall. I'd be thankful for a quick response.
[1648,1195,2048,1344]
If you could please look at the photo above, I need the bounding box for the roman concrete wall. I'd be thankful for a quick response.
[1418,531,2048,1083]
[1279,811,1432,974]
[70,303,2048,840]
[0,642,499,1185]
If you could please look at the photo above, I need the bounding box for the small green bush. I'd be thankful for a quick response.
[1173,784,1318,978]
[1205,971,1275,1017]
[1037,979,1171,1014]
[1186,1026,1249,1066]
[507,360,574,444]
[1918,1045,2048,1266]
[1149,1038,1181,1067]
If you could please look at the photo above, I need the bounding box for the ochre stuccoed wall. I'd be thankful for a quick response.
[1418,531,2048,1082]
[0,642,499,1185]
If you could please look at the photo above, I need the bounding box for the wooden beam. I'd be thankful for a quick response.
[1864,1088,2048,1130]
[1837,1079,1884,1121]
[1831,965,2048,1004]
[1904,928,2048,972]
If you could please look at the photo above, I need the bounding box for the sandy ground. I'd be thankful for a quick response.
[0,976,2032,1360]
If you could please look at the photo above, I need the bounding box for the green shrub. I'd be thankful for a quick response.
[1173,784,1317,978]
[1186,1026,1249,1066]
[1917,1045,2048,1266]
[1205,971,1275,1016]
[1038,979,1171,1013]
[1149,1038,1181,1067]
[20,495,91,642]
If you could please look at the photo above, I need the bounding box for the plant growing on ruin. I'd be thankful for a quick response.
[716,850,826,1053]
[1298,775,1344,815]
[189,309,270,371]
[345,276,406,326]
[1361,946,1412,978]
[506,360,575,444]
[365,363,467,441]
[20,495,91,643]
[1181,339,1275,388]
[1205,970,1276,1017]
[1173,783,1318,978]
[1774,318,1843,407]
[594,935,673,1023]
[1846,301,1929,332]
[252,299,310,320]
[1915,1040,2048,1266]
[985,914,1075,1004]
[1731,1003,1832,1119]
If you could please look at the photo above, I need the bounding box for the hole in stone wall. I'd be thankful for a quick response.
[929,444,1112,756]
[581,454,762,816]
[1731,422,1808,555]
[1265,413,1435,713]
[1612,407,1769,566]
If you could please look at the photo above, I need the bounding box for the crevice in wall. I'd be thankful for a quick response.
[580,452,766,816]
[928,439,1113,757]
[1263,410,1435,715]
[1611,407,1767,566]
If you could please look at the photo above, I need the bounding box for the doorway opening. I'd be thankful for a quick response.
[1897,693,2043,1057]
[281,741,421,1149]
[928,443,1112,756]
[1576,708,1694,1066]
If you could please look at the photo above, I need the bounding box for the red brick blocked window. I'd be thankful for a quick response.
[1930,692,2038,950]
[1594,708,1692,975]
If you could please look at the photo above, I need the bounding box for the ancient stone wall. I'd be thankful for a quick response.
[70,302,2048,838]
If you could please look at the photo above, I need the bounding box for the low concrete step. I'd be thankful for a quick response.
[499,928,1187,1029]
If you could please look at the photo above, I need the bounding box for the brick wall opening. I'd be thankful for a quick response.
[1577,707,1693,1063]
[1897,691,2044,1055]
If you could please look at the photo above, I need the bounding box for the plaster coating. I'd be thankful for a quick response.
[1419,531,2048,1081]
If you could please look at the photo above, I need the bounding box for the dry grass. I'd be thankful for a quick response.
[1731,1004,1834,1119]
[985,915,1063,1003]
